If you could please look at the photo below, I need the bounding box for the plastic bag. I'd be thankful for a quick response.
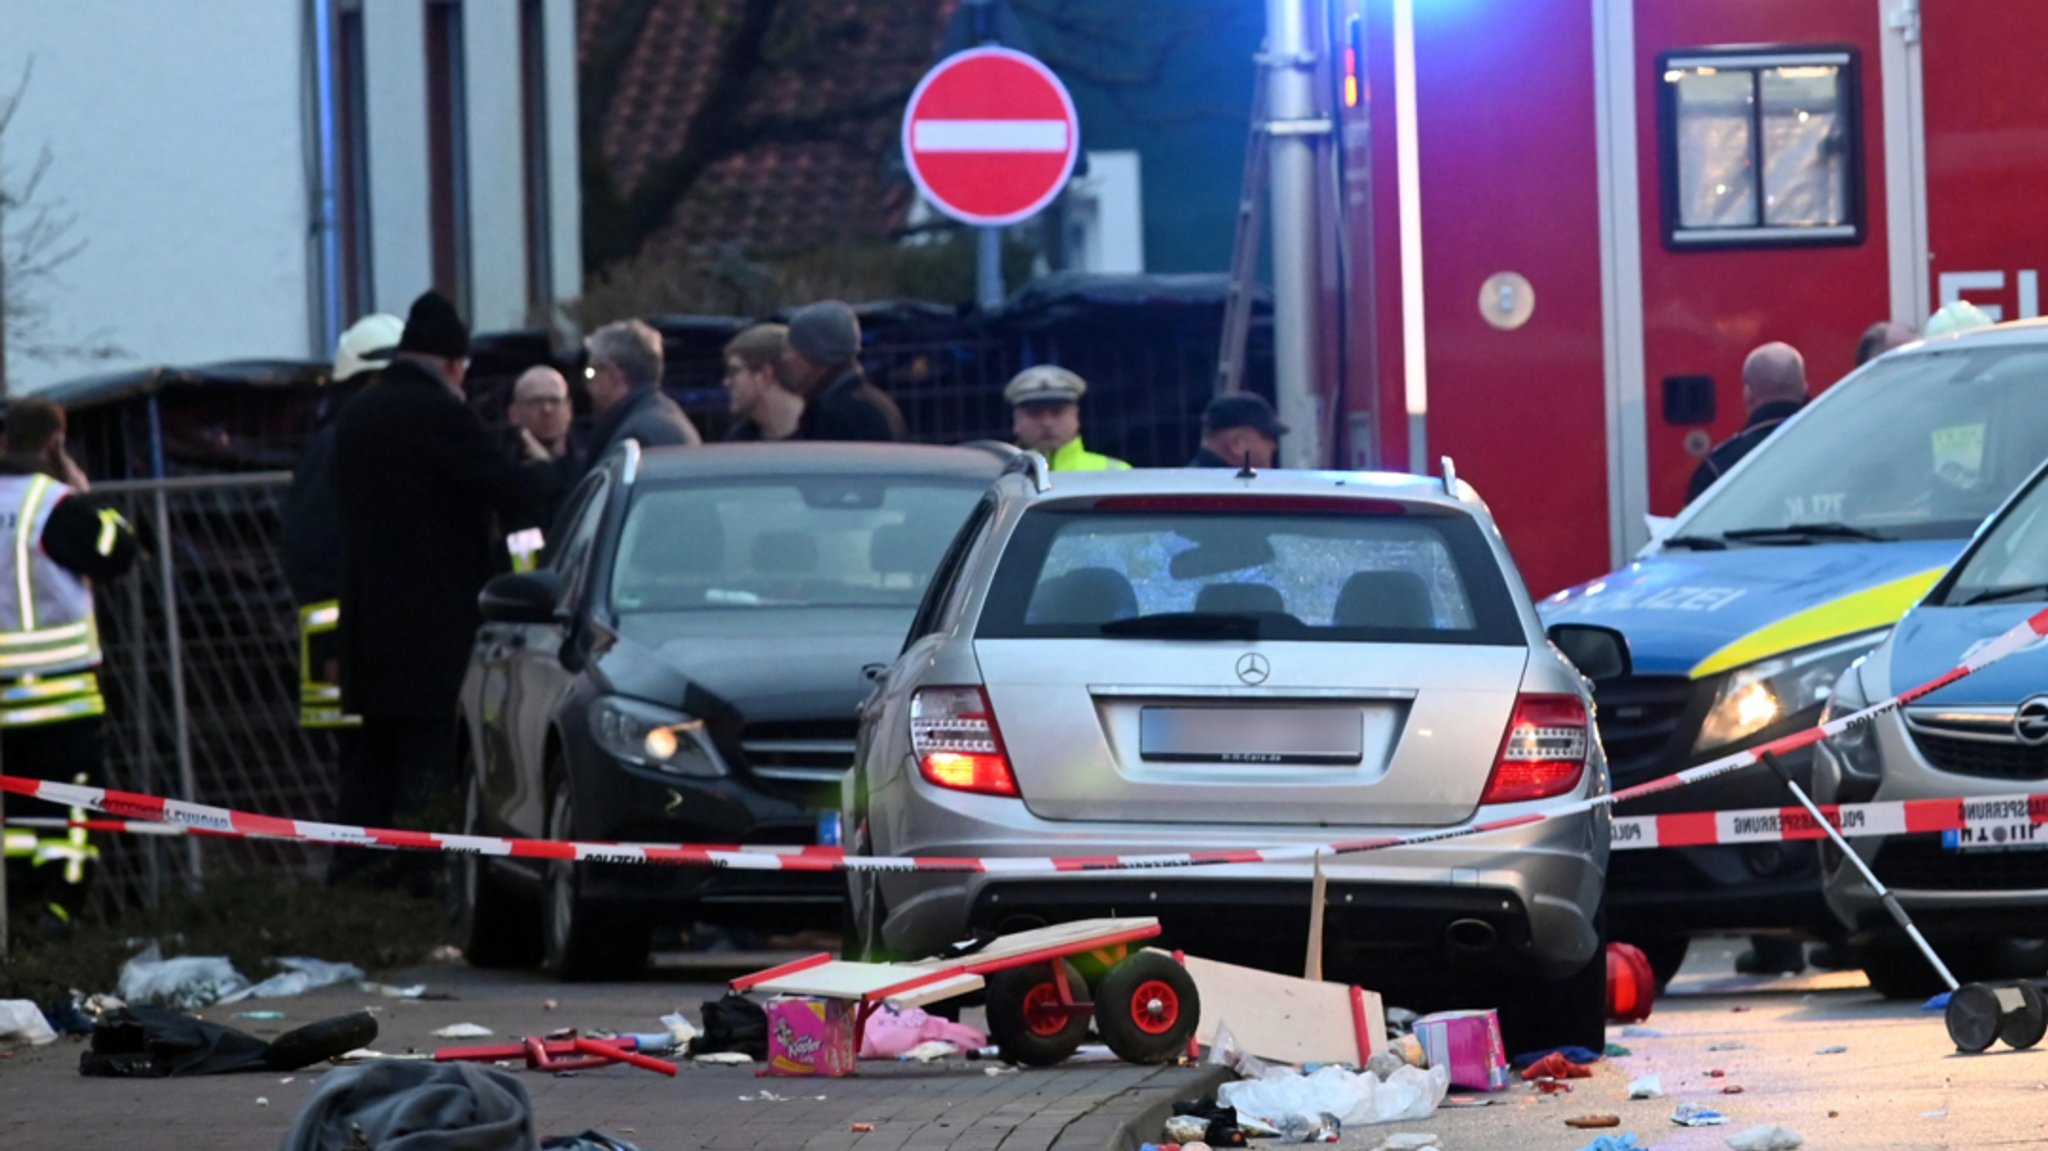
[1206,1022,1270,1081]
[0,1000,58,1047]
[220,958,367,1004]
[116,944,251,1009]
[1218,1063,1450,1132]
[1726,1126,1803,1151]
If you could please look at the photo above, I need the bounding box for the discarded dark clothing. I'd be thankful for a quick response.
[696,992,769,1060]
[79,1006,374,1078]
[542,1133,645,1151]
[282,1060,536,1151]
[1170,1100,1249,1148]
[1510,1045,1605,1070]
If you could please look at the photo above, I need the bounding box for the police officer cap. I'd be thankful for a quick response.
[1005,365,1087,407]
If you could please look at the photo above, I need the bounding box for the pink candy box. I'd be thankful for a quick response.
[1412,1009,1510,1091]
[764,996,857,1077]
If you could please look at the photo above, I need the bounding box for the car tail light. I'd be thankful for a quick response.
[912,687,1019,798]
[1480,694,1589,804]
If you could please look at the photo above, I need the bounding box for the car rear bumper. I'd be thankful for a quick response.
[868,796,1606,980]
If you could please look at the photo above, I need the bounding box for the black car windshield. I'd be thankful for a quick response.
[976,502,1524,645]
[1941,465,2048,607]
[609,477,984,612]
[1680,345,2048,544]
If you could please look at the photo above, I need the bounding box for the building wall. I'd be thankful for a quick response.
[1,0,312,393]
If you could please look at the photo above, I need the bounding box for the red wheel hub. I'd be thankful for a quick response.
[1129,979,1180,1035]
[1022,981,1069,1036]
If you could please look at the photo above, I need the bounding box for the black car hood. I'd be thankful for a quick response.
[597,607,910,724]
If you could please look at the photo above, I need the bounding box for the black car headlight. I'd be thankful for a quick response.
[1693,631,1887,755]
[1818,657,1886,779]
[589,696,725,778]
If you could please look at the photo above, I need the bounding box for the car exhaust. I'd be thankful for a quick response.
[1445,918,1499,953]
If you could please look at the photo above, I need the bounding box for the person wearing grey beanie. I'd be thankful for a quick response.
[780,300,907,442]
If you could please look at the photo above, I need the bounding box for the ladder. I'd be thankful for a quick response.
[1215,50,1272,398]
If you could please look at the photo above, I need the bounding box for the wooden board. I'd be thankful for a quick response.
[739,918,1161,1005]
[1171,951,1384,1066]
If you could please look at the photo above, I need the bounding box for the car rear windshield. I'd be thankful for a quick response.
[1683,345,2048,542]
[610,477,984,612]
[976,500,1525,645]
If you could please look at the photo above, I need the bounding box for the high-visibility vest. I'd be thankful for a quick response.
[1044,437,1131,472]
[298,599,359,728]
[0,474,107,727]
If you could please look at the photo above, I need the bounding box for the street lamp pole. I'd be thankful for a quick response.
[1264,0,1325,468]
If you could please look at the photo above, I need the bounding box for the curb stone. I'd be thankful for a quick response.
[1047,1064,1235,1151]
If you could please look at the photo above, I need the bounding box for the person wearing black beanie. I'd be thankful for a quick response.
[327,290,558,889]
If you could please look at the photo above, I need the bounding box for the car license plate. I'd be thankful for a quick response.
[1941,822,2048,852]
[816,810,842,847]
[1139,707,1363,765]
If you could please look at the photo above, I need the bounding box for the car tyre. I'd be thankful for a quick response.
[1859,940,1952,1000]
[453,759,542,969]
[1635,935,1690,989]
[1497,939,1609,1053]
[986,960,1092,1066]
[1095,951,1200,1065]
[543,768,650,982]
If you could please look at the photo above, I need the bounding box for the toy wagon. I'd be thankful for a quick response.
[731,916,1200,1065]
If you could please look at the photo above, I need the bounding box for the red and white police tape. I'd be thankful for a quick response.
[6,606,2046,875]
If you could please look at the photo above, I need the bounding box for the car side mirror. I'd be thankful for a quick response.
[480,570,566,624]
[1548,623,1632,682]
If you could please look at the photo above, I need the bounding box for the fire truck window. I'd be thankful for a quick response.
[1660,51,1858,247]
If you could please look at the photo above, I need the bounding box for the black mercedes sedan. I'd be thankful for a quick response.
[454,441,1006,978]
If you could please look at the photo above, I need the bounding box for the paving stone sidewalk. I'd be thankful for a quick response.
[0,959,1226,1151]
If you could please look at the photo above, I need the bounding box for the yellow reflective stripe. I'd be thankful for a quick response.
[65,793,87,883]
[13,474,51,630]
[0,695,106,726]
[0,643,93,669]
[0,621,88,645]
[1689,566,1948,679]
[1,673,98,702]
[4,829,34,857]
[95,507,126,556]
[300,600,341,631]
[300,707,361,728]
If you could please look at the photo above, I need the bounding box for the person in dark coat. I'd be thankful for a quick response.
[1684,342,1808,506]
[582,318,700,472]
[330,291,557,887]
[1189,393,1288,468]
[782,300,906,442]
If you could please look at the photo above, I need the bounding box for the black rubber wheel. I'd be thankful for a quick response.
[543,770,651,981]
[1636,935,1690,989]
[265,1010,380,1070]
[1095,951,1200,1065]
[2001,982,2048,1050]
[1947,982,2007,1053]
[986,960,1092,1066]
[454,759,543,968]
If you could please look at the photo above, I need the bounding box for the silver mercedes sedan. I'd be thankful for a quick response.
[843,458,1617,1050]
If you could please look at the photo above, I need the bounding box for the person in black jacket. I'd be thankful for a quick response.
[783,300,906,442]
[330,291,557,887]
[582,318,700,473]
[1684,342,1808,506]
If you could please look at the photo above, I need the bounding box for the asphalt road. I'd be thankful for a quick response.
[5,940,2047,1151]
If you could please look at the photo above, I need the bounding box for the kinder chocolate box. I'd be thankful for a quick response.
[1413,1009,1510,1091]
[765,996,857,1077]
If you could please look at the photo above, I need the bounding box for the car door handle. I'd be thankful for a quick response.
[862,663,889,682]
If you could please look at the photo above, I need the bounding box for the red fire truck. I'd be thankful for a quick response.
[1279,0,2048,599]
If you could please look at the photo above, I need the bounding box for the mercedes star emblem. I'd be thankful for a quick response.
[2015,695,2048,747]
[1235,652,1270,686]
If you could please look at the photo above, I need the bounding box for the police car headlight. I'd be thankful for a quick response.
[1818,657,1886,779]
[1693,632,1887,755]
[589,697,725,778]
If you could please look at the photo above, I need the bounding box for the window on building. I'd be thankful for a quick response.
[426,0,471,313]
[519,0,553,323]
[1657,48,1862,249]
[335,0,374,319]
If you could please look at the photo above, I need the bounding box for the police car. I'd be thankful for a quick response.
[1542,320,2048,983]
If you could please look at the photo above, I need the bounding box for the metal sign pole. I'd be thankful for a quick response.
[969,0,1003,311]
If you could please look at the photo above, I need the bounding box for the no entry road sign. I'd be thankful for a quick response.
[902,46,1080,227]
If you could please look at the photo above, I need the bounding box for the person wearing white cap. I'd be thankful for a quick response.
[283,313,405,730]
[1004,365,1128,471]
